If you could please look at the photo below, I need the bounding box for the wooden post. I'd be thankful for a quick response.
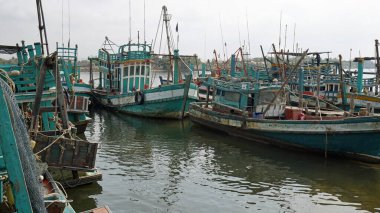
[101,48,112,90]
[316,66,321,117]
[338,55,347,111]
[260,45,270,79]
[180,74,191,119]
[31,56,48,132]
[272,44,282,80]
[89,58,94,89]
[298,66,304,108]
[205,85,210,108]
[51,54,70,130]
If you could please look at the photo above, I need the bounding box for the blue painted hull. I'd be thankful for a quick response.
[190,103,380,163]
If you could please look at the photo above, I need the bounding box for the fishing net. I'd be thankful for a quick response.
[0,78,47,213]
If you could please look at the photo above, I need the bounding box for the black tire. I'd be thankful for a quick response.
[134,91,144,105]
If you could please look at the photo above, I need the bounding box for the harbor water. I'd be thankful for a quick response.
[67,108,380,213]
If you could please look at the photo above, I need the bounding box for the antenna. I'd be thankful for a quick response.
[203,33,207,61]
[219,14,226,61]
[144,0,146,42]
[246,9,251,55]
[278,10,282,50]
[292,23,296,52]
[284,24,287,51]
[129,0,132,42]
[238,21,242,48]
[67,0,71,47]
[349,48,352,72]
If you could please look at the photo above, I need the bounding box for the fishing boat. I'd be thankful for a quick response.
[57,43,92,134]
[0,76,109,213]
[190,51,380,163]
[0,42,102,186]
[0,0,102,188]
[91,6,198,119]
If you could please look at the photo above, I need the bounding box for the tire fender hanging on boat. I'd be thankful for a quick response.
[135,91,144,105]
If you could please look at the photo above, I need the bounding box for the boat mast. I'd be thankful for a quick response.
[35,0,49,55]
[375,39,380,95]
[162,6,174,84]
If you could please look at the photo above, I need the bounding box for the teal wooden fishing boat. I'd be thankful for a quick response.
[0,43,102,186]
[0,76,76,212]
[91,6,198,119]
[92,43,198,119]
[190,52,380,163]
[0,42,91,133]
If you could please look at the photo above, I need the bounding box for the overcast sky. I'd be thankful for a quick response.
[1,0,380,61]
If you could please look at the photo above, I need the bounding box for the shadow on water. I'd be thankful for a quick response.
[68,108,380,213]
[65,182,103,212]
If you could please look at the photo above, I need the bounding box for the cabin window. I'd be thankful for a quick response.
[123,66,129,77]
[141,66,145,75]
[320,86,325,91]
[136,65,140,75]
[224,91,240,102]
[111,64,114,70]
[328,84,333,91]
[146,66,150,76]
[334,85,339,91]
[130,66,135,76]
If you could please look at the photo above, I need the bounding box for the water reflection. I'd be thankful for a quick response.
[68,108,380,213]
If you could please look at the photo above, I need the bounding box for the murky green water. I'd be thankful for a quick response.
[67,108,380,213]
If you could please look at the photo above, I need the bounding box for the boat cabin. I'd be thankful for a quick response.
[208,78,287,118]
[96,42,153,94]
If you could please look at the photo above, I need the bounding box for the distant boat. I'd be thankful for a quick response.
[190,53,380,163]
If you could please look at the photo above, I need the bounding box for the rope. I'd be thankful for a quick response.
[179,56,194,76]
[34,129,69,155]
[152,10,163,50]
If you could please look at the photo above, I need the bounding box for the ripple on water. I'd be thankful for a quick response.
[70,108,380,213]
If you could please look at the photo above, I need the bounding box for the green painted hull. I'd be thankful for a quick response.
[93,82,198,119]
[116,97,196,119]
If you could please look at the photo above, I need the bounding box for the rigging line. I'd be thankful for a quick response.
[158,17,164,54]
[219,13,226,61]
[153,10,163,50]
[168,23,175,51]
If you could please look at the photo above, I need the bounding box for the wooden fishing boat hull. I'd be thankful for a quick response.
[189,102,380,163]
[92,83,198,119]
